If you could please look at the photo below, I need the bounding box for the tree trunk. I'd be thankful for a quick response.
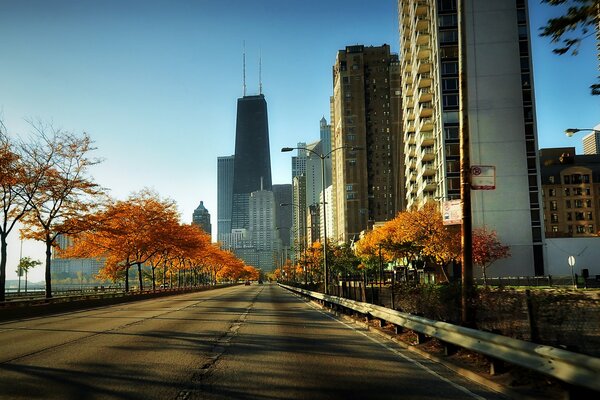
[137,262,143,292]
[0,234,8,302]
[151,266,156,291]
[483,266,488,286]
[45,239,52,299]
[125,265,130,292]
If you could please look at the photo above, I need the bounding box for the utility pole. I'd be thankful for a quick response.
[459,0,474,326]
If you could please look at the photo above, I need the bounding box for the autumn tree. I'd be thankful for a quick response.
[20,124,102,298]
[472,227,511,286]
[540,0,600,95]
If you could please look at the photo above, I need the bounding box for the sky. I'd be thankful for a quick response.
[1,0,598,281]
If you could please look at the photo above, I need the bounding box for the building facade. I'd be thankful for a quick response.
[231,94,272,231]
[583,126,600,155]
[217,155,234,245]
[331,44,402,243]
[192,201,212,238]
[397,0,544,275]
[540,148,600,237]
[249,189,278,271]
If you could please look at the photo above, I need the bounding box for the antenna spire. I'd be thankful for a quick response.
[243,41,247,97]
[259,50,263,95]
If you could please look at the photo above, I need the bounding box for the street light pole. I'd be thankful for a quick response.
[282,145,362,295]
[280,202,308,284]
[564,128,600,137]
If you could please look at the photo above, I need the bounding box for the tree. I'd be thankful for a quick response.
[20,125,102,298]
[0,121,48,301]
[16,256,41,293]
[472,227,511,286]
[540,0,600,95]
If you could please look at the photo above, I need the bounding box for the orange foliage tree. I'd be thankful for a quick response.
[472,227,510,286]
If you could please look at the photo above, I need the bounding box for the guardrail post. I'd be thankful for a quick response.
[488,357,505,376]
[393,324,403,334]
[441,341,458,356]
[415,331,427,344]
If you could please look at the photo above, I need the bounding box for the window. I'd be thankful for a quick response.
[439,14,458,27]
[564,188,570,196]
[439,0,457,11]
[567,212,572,221]
[443,111,459,123]
[575,199,583,208]
[441,61,458,75]
[448,177,460,190]
[588,225,594,233]
[551,214,559,223]
[550,201,557,211]
[446,143,460,156]
[440,45,458,59]
[518,25,528,39]
[346,193,356,200]
[548,176,555,184]
[587,212,593,220]
[442,77,458,91]
[583,174,590,183]
[446,160,459,173]
[348,159,357,166]
[444,126,459,139]
[576,225,585,234]
[563,175,570,184]
[346,184,353,191]
[443,94,459,107]
[575,212,584,221]
[548,189,556,197]
[566,200,571,209]
[586,199,592,208]
[552,226,558,232]
[439,30,458,43]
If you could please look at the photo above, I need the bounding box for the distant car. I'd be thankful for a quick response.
[244,281,251,286]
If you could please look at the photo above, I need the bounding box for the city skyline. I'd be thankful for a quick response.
[1,0,599,281]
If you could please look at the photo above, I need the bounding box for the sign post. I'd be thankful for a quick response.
[471,165,496,190]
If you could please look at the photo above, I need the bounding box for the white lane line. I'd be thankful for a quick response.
[306,300,487,400]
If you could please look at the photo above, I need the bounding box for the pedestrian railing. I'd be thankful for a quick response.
[280,283,600,393]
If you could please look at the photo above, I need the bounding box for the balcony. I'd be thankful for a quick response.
[416,29,429,45]
[416,15,429,30]
[421,162,436,176]
[419,117,433,132]
[418,57,432,73]
[417,44,431,60]
[418,101,433,118]
[417,72,432,88]
[408,145,417,157]
[418,87,432,102]
[421,147,435,161]
[406,132,416,145]
[418,130,435,147]
[422,178,437,192]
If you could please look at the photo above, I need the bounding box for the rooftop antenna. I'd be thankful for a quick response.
[259,49,263,95]
[243,41,247,97]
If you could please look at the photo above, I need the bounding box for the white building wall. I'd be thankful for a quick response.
[466,0,536,277]
[545,238,600,277]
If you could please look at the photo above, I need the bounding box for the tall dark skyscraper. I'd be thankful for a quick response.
[231,94,272,230]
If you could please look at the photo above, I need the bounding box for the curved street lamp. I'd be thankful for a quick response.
[281,145,363,294]
[564,128,600,137]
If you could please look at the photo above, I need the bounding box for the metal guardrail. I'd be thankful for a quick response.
[280,283,600,392]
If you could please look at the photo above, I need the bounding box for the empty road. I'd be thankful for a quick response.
[0,284,507,399]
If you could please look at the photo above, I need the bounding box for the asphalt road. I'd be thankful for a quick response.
[0,284,508,400]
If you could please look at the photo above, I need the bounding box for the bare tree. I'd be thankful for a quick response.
[0,120,49,301]
[20,122,103,298]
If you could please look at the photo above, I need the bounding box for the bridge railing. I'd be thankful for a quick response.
[279,283,600,393]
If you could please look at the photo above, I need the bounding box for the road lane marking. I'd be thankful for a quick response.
[304,298,488,400]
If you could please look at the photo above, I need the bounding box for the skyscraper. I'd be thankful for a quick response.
[398,0,544,275]
[272,184,293,261]
[192,201,212,238]
[331,44,402,243]
[583,125,600,154]
[217,155,234,244]
[231,94,272,231]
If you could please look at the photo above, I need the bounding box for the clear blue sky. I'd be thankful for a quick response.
[1,0,598,281]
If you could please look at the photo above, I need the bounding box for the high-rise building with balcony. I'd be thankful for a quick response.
[331,44,402,243]
[582,125,600,155]
[398,0,544,275]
